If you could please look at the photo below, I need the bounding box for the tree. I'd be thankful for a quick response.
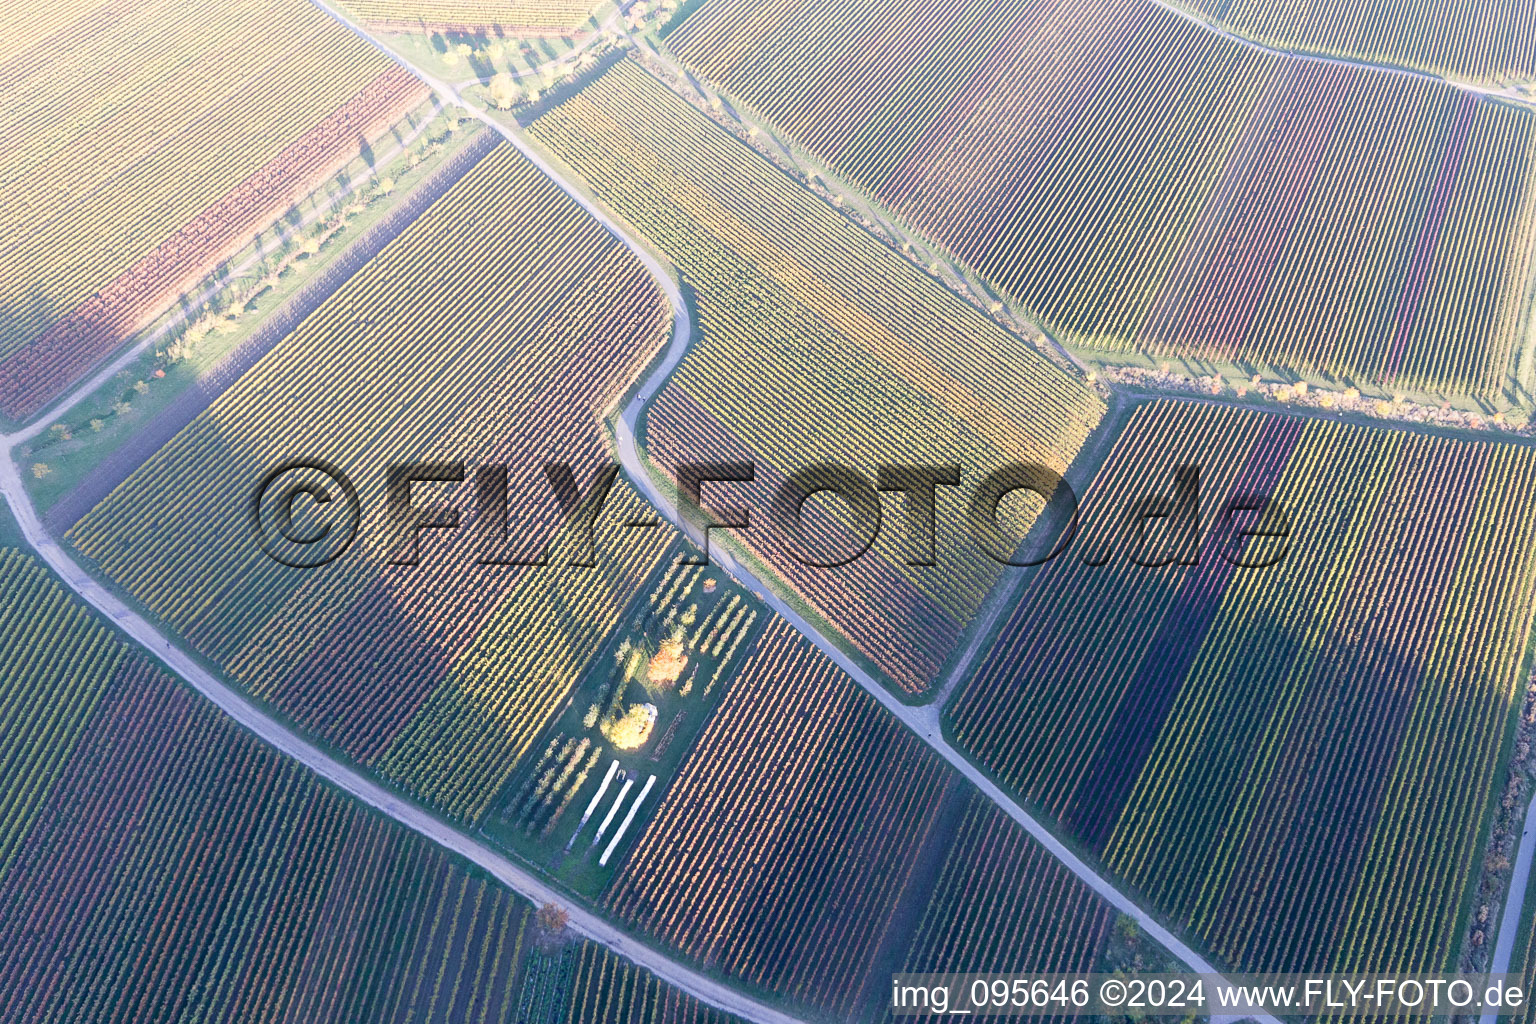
[488,72,518,110]
[649,638,687,687]
[536,902,569,934]
[601,703,657,749]
[31,463,50,479]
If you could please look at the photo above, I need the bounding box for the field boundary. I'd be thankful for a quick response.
[8,98,452,449]
[0,450,806,1024]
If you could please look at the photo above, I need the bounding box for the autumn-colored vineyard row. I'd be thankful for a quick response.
[69,142,673,823]
[531,59,1104,695]
[950,400,1536,974]
[375,482,671,822]
[0,66,426,420]
[0,545,533,1023]
[670,0,1536,397]
[1181,0,1536,84]
[564,942,741,1023]
[900,797,1116,1002]
[339,0,597,30]
[606,620,954,1017]
[1143,64,1536,396]
[0,548,123,878]
[0,0,419,420]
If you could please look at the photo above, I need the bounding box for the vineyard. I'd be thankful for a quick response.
[0,548,123,880]
[563,942,741,1023]
[1179,0,1536,84]
[530,59,1105,695]
[605,619,955,1017]
[338,0,598,31]
[1141,63,1536,396]
[667,0,1536,398]
[900,797,1116,985]
[0,544,532,1023]
[67,142,673,824]
[0,0,426,420]
[948,400,1536,973]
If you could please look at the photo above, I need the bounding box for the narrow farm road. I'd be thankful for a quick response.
[1483,801,1536,1024]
